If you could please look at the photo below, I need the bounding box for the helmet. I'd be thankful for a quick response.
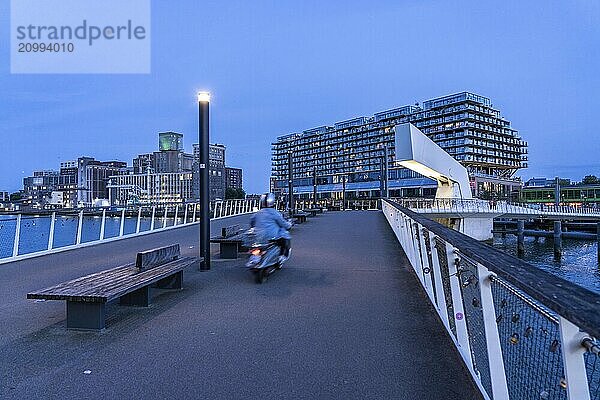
[260,193,276,208]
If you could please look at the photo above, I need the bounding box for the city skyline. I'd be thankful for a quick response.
[2,1,600,193]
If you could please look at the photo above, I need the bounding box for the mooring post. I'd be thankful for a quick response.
[553,220,562,260]
[517,220,525,257]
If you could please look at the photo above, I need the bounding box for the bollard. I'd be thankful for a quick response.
[553,221,562,260]
[517,220,525,257]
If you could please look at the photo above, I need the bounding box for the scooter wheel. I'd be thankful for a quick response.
[255,269,267,284]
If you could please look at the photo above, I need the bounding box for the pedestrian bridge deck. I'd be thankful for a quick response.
[0,211,481,399]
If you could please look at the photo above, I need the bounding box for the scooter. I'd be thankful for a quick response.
[244,228,291,284]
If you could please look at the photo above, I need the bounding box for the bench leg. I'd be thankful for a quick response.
[67,301,106,331]
[119,286,151,307]
[220,243,239,259]
[153,271,183,290]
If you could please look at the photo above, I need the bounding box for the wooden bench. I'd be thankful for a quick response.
[292,211,309,224]
[303,209,319,217]
[27,244,195,331]
[210,224,246,259]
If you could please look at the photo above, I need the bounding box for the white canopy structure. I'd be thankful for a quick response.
[394,123,473,199]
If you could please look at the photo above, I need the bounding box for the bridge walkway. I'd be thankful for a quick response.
[0,211,481,399]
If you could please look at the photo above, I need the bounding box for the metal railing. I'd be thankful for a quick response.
[392,197,600,218]
[0,199,259,264]
[382,199,600,400]
[289,199,381,211]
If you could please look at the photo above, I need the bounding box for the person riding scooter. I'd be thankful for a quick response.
[250,193,292,261]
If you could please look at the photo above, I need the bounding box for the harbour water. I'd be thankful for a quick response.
[491,234,600,294]
[0,214,181,259]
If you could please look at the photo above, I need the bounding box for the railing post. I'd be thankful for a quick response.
[136,207,142,233]
[76,210,84,245]
[477,267,510,400]
[100,209,106,240]
[12,214,21,257]
[174,205,179,227]
[444,243,473,366]
[150,206,156,230]
[184,204,189,224]
[428,233,450,330]
[558,317,591,400]
[47,211,56,251]
[418,225,435,303]
[192,203,197,222]
[119,209,125,237]
[162,206,168,228]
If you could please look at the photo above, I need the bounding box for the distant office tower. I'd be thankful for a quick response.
[225,167,243,190]
[23,170,59,203]
[109,171,194,205]
[158,131,184,151]
[52,158,126,207]
[192,143,226,201]
[133,153,154,174]
[0,191,9,202]
[271,91,527,200]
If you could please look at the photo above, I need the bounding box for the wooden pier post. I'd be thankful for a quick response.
[553,221,562,260]
[517,220,525,257]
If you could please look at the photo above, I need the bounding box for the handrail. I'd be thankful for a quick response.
[0,199,260,264]
[387,199,600,339]
[382,199,599,400]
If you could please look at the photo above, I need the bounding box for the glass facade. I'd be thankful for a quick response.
[271,92,527,199]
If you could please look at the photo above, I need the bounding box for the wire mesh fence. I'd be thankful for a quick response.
[381,199,600,400]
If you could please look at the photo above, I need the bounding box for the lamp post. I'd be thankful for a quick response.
[287,151,294,211]
[198,91,210,271]
[312,167,317,208]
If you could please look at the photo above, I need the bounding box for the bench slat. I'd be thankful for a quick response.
[27,257,195,303]
[68,258,192,300]
[136,244,180,271]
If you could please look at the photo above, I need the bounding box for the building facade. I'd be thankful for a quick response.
[158,131,183,151]
[193,143,226,201]
[271,92,527,200]
[109,172,194,205]
[23,170,60,204]
[225,167,243,190]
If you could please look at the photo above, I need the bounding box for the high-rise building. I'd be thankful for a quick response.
[271,91,527,200]
[109,171,194,205]
[158,131,184,151]
[192,143,226,200]
[23,170,59,203]
[225,167,243,190]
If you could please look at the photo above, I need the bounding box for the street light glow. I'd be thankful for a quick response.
[197,91,210,102]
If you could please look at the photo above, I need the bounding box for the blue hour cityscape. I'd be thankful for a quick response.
[1,1,599,399]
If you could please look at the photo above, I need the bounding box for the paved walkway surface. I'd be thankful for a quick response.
[0,211,482,399]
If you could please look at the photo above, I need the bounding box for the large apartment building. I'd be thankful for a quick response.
[271,92,527,200]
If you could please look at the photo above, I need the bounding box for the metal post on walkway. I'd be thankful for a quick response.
[554,220,562,260]
[313,167,317,209]
[198,91,211,271]
[383,145,389,199]
[342,175,346,211]
[597,222,600,264]
[288,151,294,211]
[517,220,525,257]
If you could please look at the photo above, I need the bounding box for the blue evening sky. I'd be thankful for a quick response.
[1,0,599,193]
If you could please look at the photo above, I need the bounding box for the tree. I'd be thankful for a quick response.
[9,192,23,202]
[225,187,246,199]
[582,175,599,185]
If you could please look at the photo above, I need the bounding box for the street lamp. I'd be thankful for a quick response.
[198,91,210,271]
